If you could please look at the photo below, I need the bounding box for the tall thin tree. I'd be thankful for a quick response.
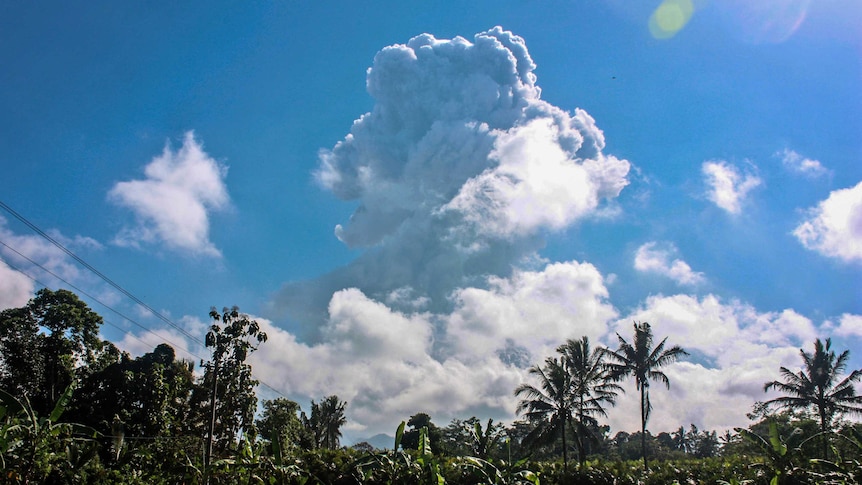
[764,338,862,459]
[603,321,688,470]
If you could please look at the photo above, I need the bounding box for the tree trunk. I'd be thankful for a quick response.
[205,355,220,478]
[561,416,568,473]
[640,385,647,471]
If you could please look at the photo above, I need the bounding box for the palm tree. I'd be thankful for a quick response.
[557,337,621,468]
[764,338,862,459]
[514,356,574,471]
[318,395,347,450]
[603,321,688,470]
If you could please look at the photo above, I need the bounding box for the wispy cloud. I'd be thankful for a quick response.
[701,160,761,214]
[109,131,229,258]
[777,148,829,178]
[794,180,862,263]
[634,241,705,286]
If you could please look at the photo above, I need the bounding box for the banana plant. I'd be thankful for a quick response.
[735,421,820,485]
[809,427,862,483]
[354,421,446,484]
[0,383,100,483]
[459,437,540,485]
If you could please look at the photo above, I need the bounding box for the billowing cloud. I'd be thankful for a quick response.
[634,241,705,285]
[256,260,616,435]
[109,131,229,258]
[256,27,855,440]
[701,160,761,214]
[777,148,829,178]
[274,26,629,335]
[793,180,862,263]
[606,294,818,432]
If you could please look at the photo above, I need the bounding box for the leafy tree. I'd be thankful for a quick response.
[301,395,348,450]
[764,338,862,459]
[69,343,194,439]
[0,383,101,483]
[0,289,106,416]
[603,321,688,470]
[468,418,506,460]
[401,412,442,453]
[514,356,574,471]
[557,336,620,468]
[256,397,304,451]
[192,306,267,464]
[318,395,347,450]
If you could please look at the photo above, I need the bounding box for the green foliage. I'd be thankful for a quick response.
[735,421,821,485]
[257,397,305,452]
[0,382,101,484]
[763,338,862,459]
[355,422,446,484]
[0,289,106,417]
[193,306,267,458]
[302,395,348,450]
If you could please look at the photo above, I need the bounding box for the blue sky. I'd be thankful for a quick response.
[1,1,860,439]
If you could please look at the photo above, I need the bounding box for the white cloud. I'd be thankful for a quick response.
[275,27,629,336]
[606,294,818,433]
[261,28,850,440]
[257,260,616,436]
[701,160,761,214]
[777,148,829,178]
[834,314,862,338]
[793,180,862,263]
[445,261,617,362]
[0,215,99,308]
[634,241,705,285]
[0,259,34,310]
[109,131,229,258]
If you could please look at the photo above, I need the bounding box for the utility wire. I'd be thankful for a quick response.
[0,255,159,356]
[0,199,199,343]
[0,241,206,362]
[0,200,289,400]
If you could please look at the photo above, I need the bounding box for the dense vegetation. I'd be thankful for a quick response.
[1,289,861,484]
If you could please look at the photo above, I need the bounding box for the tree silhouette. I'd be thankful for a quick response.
[764,338,862,459]
[514,356,574,471]
[557,336,620,468]
[603,321,688,470]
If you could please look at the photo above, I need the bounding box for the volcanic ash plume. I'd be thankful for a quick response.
[273,26,629,339]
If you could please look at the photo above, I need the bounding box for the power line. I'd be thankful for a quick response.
[0,200,289,400]
[0,241,206,363]
[0,199,200,343]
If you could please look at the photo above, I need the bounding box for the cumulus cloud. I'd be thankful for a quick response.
[259,27,853,439]
[793,180,862,263]
[701,160,761,214]
[275,26,629,335]
[634,241,705,286]
[777,148,829,178]
[256,260,616,435]
[834,314,862,338]
[606,294,818,432]
[109,131,229,258]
